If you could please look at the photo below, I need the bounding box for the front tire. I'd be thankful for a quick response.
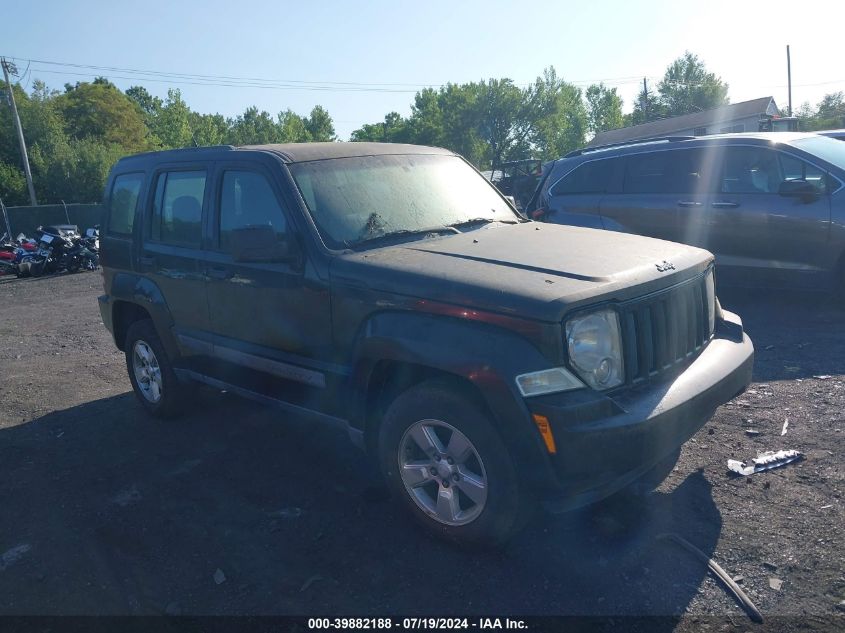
[379,380,533,547]
[124,319,185,418]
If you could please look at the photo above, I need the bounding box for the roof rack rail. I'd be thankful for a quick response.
[564,136,696,158]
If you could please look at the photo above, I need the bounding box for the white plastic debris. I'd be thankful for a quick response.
[781,418,789,436]
[727,450,803,476]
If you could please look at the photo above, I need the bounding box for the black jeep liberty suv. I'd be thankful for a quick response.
[99,143,753,545]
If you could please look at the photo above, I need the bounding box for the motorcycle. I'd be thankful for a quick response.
[65,235,99,272]
[1,233,41,276]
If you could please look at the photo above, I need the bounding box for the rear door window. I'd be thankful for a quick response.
[670,148,718,194]
[549,159,612,196]
[150,170,206,246]
[623,152,673,193]
[107,173,144,236]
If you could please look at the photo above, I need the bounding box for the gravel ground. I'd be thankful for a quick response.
[0,271,842,631]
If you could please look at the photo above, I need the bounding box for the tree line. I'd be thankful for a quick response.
[1,52,842,206]
[0,78,337,206]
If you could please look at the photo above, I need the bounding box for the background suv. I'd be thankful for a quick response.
[528,133,845,291]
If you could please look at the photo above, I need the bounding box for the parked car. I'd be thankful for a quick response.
[99,143,753,546]
[819,129,845,142]
[527,133,845,291]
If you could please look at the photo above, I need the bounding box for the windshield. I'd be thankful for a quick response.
[289,154,520,249]
[789,135,845,173]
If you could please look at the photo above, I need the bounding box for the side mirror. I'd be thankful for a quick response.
[230,225,299,264]
[778,179,820,202]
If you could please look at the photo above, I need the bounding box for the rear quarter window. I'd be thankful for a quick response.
[107,173,144,236]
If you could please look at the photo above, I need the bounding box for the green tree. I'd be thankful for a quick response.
[151,89,193,148]
[55,80,150,152]
[657,52,729,116]
[228,106,283,145]
[628,82,665,125]
[125,85,163,118]
[305,105,336,141]
[351,111,408,142]
[475,78,533,167]
[797,92,845,131]
[817,92,845,120]
[529,67,588,160]
[189,112,229,146]
[0,162,27,206]
[277,109,311,142]
[585,83,624,135]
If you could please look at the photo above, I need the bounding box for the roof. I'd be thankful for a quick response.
[116,142,454,167]
[560,132,819,163]
[589,97,779,147]
[241,142,453,162]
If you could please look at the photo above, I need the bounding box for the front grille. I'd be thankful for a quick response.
[620,271,713,385]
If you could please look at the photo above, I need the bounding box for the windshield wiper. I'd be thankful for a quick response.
[349,226,460,250]
[448,217,519,230]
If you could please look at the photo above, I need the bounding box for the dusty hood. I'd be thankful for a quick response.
[330,222,713,322]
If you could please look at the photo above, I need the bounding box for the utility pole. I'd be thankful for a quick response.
[1,58,37,206]
[786,45,793,117]
[642,77,649,119]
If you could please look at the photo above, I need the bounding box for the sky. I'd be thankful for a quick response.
[2,0,844,140]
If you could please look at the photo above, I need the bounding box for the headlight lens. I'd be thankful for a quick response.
[565,308,624,390]
[705,267,716,335]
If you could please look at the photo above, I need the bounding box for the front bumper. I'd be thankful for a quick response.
[529,309,753,511]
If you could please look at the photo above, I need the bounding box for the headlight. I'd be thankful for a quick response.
[705,267,716,335]
[565,308,624,390]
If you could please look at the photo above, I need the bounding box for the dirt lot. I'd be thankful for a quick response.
[0,271,843,631]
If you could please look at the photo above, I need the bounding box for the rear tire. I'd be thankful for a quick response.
[378,379,534,547]
[124,319,186,418]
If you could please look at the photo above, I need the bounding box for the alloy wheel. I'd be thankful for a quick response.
[132,340,163,403]
[398,419,488,526]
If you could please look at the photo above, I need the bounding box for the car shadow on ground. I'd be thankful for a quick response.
[717,287,845,382]
[0,389,726,625]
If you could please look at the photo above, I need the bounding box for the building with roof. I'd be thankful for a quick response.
[589,97,783,147]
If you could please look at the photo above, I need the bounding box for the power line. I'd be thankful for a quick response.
[3,54,650,92]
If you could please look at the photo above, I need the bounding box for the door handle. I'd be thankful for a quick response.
[207,266,233,280]
[139,255,156,267]
[712,201,739,208]
[677,201,702,207]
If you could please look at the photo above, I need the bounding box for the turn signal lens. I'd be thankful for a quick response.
[532,414,557,454]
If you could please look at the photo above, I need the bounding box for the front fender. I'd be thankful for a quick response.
[350,311,560,488]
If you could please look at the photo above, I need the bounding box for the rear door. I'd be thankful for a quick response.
[599,149,710,243]
[139,164,212,346]
[706,145,832,284]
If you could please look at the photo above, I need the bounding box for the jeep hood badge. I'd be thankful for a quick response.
[656,260,675,272]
